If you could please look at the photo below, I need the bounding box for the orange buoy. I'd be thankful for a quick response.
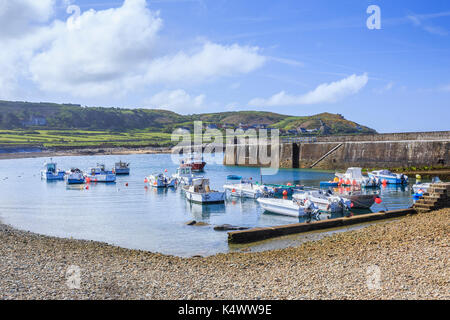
[144,178,148,183]
[282,190,288,196]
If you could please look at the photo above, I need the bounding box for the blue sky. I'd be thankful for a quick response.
[1,0,449,132]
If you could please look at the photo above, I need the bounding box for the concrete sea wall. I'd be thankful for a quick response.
[223,131,450,170]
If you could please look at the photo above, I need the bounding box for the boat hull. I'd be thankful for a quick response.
[257,198,306,217]
[340,194,375,209]
[41,171,65,181]
[184,190,226,204]
[223,184,263,199]
[368,173,406,185]
[115,168,130,175]
[294,192,349,213]
[87,174,116,183]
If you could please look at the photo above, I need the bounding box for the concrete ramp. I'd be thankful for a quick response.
[309,143,343,168]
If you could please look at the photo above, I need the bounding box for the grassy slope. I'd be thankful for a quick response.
[0,101,377,148]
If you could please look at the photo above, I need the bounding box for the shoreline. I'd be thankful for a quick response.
[1,209,448,300]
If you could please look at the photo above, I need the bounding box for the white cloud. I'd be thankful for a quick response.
[0,0,266,98]
[0,0,55,39]
[249,73,368,107]
[439,84,450,92]
[373,81,394,94]
[147,89,206,111]
[144,42,265,84]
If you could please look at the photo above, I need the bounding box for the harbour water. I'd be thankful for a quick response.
[0,153,415,257]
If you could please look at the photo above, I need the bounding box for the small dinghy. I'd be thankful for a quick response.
[41,159,65,181]
[223,178,267,199]
[147,173,177,188]
[257,197,320,218]
[67,168,85,185]
[293,189,351,213]
[183,178,226,204]
[368,170,408,185]
[114,161,130,175]
[86,164,116,183]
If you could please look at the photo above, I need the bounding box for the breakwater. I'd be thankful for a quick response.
[223,131,450,170]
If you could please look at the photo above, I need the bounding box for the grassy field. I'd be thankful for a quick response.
[0,130,175,148]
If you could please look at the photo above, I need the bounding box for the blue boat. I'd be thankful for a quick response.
[86,164,116,183]
[368,170,408,185]
[227,175,242,181]
[320,181,339,188]
[114,161,130,175]
[67,168,85,185]
[40,160,65,181]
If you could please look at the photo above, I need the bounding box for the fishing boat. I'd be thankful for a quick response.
[67,168,85,184]
[223,178,268,199]
[293,189,351,213]
[172,166,198,186]
[257,197,319,218]
[368,170,408,185]
[183,178,226,204]
[40,160,65,181]
[180,153,206,172]
[114,161,130,175]
[86,164,116,183]
[147,173,177,188]
[335,167,380,188]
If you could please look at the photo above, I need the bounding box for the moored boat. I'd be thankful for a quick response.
[412,176,442,194]
[293,189,351,213]
[114,161,130,175]
[332,186,379,209]
[67,168,85,184]
[257,197,319,218]
[172,166,198,186]
[147,173,177,188]
[368,170,408,185]
[223,178,267,199]
[40,160,65,181]
[183,178,226,204]
[335,167,380,188]
[180,153,206,172]
[86,164,116,183]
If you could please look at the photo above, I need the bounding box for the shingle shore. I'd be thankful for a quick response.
[1,209,448,300]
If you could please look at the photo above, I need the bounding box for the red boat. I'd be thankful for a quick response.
[180,154,206,172]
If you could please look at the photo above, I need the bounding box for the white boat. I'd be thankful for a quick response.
[183,178,226,204]
[368,170,408,185]
[412,177,442,194]
[293,190,351,213]
[147,173,177,188]
[335,167,380,188]
[86,164,116,183]
[257,197,319,218]
[172,166,198,186]
[114,161,130,175]
[223,178,267,199]
[67,168,85,184]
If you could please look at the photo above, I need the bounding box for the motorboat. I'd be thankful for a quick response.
[223,178,268,199]
[183,178,226,204]
[257,197,319,218]
[261,183,304,196]
[335,167,380,188]
[147,173,177,188]
[172,166,198,186]
[40,160,65,181]
[332,186,379,209]
[368,170,408,185]
[114,161,130,175]
[86,164,116,183]
[412,177,442,194]
[293,189,351,213]
[180,153,206,172]
[67,168,85,185]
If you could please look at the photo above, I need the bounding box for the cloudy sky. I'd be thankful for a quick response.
[0,0,449,132]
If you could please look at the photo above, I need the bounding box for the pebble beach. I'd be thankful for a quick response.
[1,209,448,300]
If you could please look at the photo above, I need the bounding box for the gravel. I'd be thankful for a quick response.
[1,209,448,300]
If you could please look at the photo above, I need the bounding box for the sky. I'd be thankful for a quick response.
[0,0,449,133]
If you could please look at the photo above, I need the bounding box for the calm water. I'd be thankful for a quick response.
[0,153,415,257]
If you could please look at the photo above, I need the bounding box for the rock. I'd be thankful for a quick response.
[185,220,209,227]
[213,224,249,231]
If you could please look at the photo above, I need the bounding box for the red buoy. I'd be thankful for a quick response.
[282,190,288,196]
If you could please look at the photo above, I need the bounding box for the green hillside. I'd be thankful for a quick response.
[0,100,377,148]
